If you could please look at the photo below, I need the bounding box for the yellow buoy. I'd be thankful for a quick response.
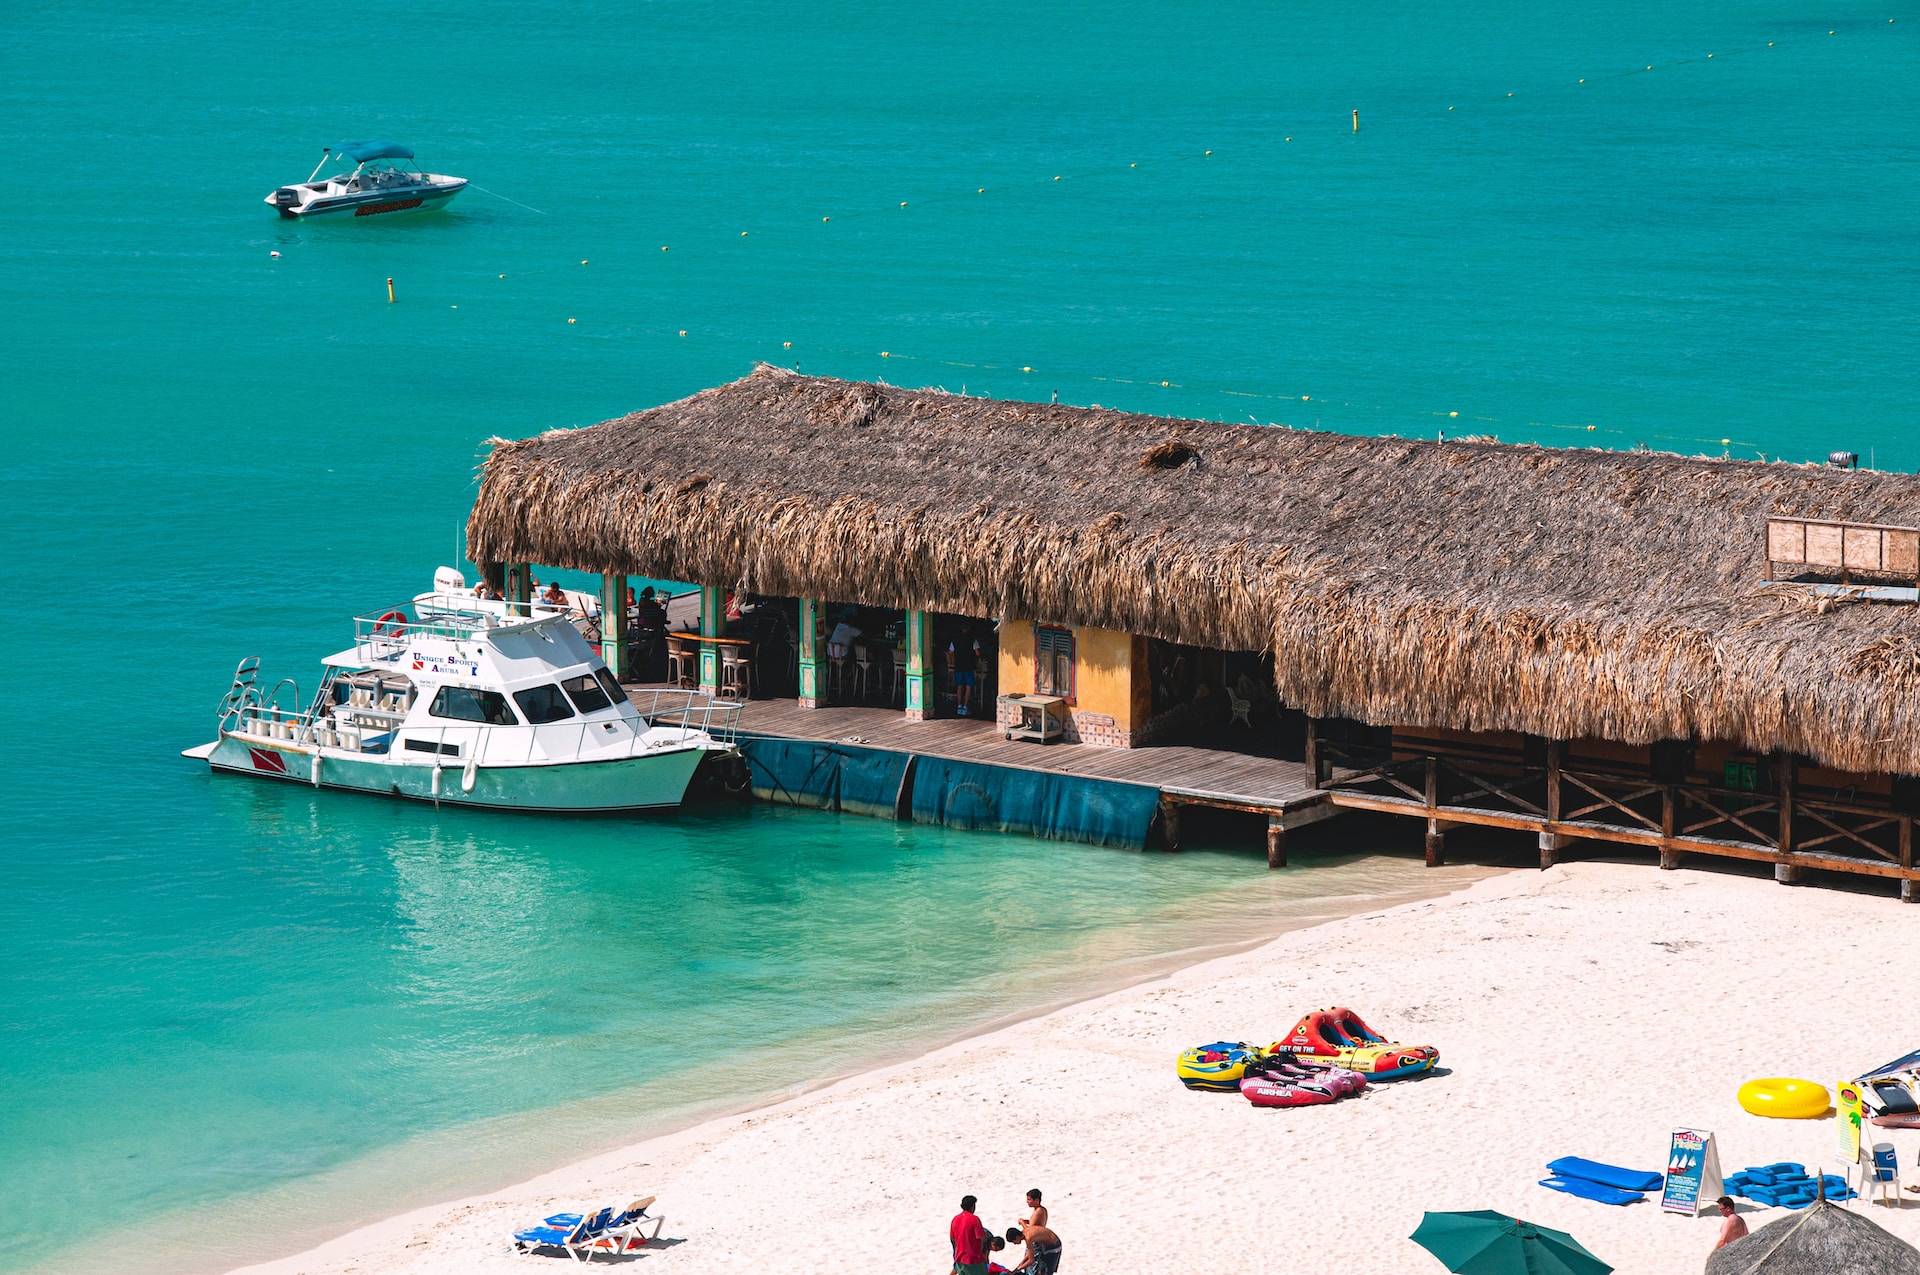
[1161,381,1169,386]
[499,273,505,278]
[1053,175,1061,181]
[900,201,907,207]
[1449,411,1459,417]
[567,318,575,324]
[880,351,889,358]
[678,329,687,336]
[979,187,985,192]
[1022,366,1032,373]
[1205,149,1212,154]
[1738,1078,1830,1119]
[823,217,830,222]
[581,259,589,265]
[784,341,792,348]
[741,231,749,236]
[387,277,395,303]
[661,246,668,251]
[1722,438,1732,445]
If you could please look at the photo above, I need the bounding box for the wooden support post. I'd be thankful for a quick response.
[796,597,827,709]
[1541,739,1564,868]
[504,562,531,617]
[1423,755,1445,866]
[1776,753,1799,885]
[698,585,723,696]
[599,572,627,681]
[1659,785,1679,869]
[903,609,934,721]
[1304,718,1327,786]
[1159,798,1182,852]
[1267,815,1287,869]
[1903,817,1916,903]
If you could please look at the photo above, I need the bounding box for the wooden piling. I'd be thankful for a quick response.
[1266,814,1287,868]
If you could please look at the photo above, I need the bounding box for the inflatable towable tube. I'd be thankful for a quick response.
[1240,1074,1338,1107]
[1277,1007,1437,1080]
[1247,1053,1367,1098]
[1177,1041,1266,1091]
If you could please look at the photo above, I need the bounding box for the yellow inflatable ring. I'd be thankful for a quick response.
[1738,1077,1831,1119]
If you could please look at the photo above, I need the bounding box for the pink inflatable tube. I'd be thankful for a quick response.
[1240,1076,1338,1107]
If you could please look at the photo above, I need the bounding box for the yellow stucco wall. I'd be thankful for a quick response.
[999,620,1143,742]
[998,620,1036,694]
[1073,625,1135,723]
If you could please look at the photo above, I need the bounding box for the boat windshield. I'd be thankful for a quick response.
[560,673,613,715]
[513,684,575,724]
[429,686,517,725]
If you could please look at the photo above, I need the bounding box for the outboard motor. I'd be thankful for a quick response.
[270,187,302,217]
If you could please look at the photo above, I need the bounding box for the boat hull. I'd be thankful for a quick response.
[269,181,466,219]
[204,733,710,813]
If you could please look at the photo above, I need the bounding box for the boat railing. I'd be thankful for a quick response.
[353,596,587,661]
[627,688,744,746]
[228,693,740,763]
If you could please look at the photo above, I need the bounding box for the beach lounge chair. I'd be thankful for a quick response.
[513,1205,614,1262]
[604,1197,664,1252]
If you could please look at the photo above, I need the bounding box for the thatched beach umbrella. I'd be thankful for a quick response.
[1704,1200,1920,1274]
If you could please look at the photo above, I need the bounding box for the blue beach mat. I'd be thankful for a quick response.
[1539,1176,1644,1206]
[1545,1157,1664,1193]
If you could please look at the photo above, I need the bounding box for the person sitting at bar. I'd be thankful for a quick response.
[637,586,668,630]
[542,580,568,607]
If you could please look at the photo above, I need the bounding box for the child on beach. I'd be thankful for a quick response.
[1023,1189,1047,1229]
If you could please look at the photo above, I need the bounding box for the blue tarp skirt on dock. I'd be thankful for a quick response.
[739,737,909,819]
[908,756,1160,849]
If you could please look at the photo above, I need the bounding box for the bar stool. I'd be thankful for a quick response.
[852,642,872,702]
[666,637,698,689]
[720,649,754,700]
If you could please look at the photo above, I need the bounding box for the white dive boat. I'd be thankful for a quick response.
[266,141,467,219]
[185,571,738,813]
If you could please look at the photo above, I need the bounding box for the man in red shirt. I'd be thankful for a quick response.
[949,1195,990,1274]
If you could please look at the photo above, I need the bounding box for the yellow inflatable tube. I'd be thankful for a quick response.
[1738,1077,1831,1119]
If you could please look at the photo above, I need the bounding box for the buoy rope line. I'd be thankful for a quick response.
[443,16,1900,461]
[472,12,1901,269]
[552,314,1774,458]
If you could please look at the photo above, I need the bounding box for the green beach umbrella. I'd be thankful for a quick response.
[1410,1210,1613,1275]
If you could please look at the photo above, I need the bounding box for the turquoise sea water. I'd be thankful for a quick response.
[3,0,1917,1270]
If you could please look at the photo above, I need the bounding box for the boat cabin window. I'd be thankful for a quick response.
[560,673,613,715]
[429,686,516,725]
[513,683,575,724]
[595,666,625,705]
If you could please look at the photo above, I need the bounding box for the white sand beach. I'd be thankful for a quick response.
[232,861,1920,1275]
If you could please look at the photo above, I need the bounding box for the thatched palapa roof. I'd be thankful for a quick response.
[1704,1199,1920,1274]
[468,366,1920,774]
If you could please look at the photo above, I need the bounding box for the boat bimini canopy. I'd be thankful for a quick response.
[334,140,414,162]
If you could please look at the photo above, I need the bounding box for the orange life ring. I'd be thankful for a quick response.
[373,610,408,635]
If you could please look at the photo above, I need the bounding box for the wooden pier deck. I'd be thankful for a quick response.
[624,684,1333,834]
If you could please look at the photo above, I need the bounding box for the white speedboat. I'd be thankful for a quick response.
[185,570,738,813]
[266,141,466,219]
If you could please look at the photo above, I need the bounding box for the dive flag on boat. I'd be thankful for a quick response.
[247,748,288,774]
[1661,1128,1724,1215]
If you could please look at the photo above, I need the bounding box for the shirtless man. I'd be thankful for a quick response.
[1003,1222,1062,1275]
[1712,1197,1748,1251]
[1022,1189,1047,1229]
